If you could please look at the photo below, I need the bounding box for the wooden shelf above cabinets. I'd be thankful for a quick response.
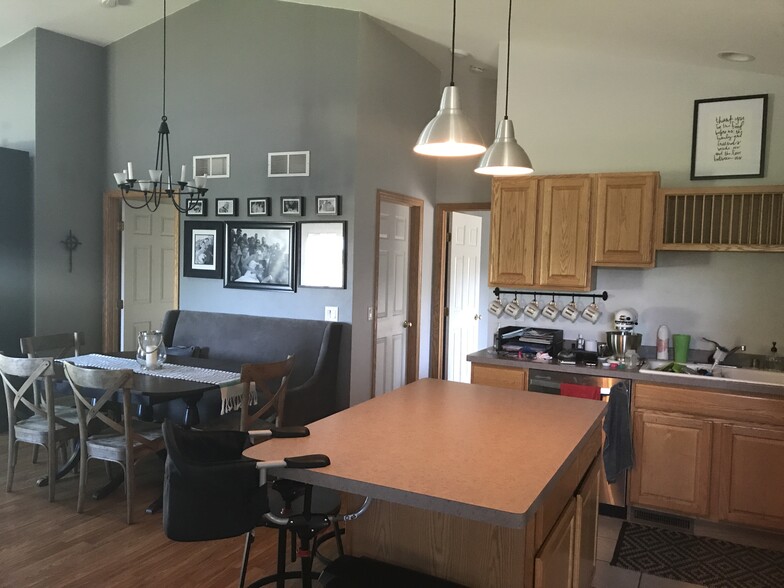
[656,185,784,251]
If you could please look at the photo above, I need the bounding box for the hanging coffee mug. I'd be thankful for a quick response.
[504,298,523,319]
[488,298,505,318]
[581,302,602,324]
[561,300,579,322]
[541,298,560,321]
[523,298,541,320]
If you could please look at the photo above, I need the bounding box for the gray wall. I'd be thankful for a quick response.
[0,31,35,154]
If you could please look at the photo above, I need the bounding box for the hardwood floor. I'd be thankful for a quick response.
[0,433,322,588]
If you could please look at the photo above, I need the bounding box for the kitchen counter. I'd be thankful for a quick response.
[468,348,784,397]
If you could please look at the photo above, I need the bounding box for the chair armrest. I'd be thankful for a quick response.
[249,425,309,439]
[284,454,330,469]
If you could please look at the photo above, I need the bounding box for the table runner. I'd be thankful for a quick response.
[60,354,249,414]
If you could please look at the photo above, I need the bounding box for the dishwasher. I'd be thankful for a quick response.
[527,368,631,518]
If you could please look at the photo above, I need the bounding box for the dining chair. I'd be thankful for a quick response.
[62,362,165,524]
[20,331,84,464]
[0,353,80,502]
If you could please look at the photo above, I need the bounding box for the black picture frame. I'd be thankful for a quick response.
[690,94,768,180]
[183,221,224,279]
[316,195,341,216]
[185,198,208,216]
[281,196,304,216]
[248,197,271,216]
[298,221,347,289]
[216,197,239,216]
[225,222,297,291]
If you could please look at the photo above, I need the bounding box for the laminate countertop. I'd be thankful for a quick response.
[468,348,784,398]
[243,378,606,528]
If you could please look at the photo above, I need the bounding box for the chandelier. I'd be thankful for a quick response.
[113,0,206,212]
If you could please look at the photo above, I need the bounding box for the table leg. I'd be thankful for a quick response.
[36,440,80,487]
[92,462,124,500]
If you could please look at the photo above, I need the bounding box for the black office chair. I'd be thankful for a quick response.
[162,420,338,588]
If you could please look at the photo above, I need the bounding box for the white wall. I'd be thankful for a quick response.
[488,40,784,355]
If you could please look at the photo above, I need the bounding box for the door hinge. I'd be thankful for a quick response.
[447,232,452,243]
[444,307,449,317]
[118,299,124,310]
[118,220,125,231]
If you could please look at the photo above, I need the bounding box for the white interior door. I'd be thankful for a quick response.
[121,202,177,351]
[375,201,410,396]
[446,211,482,383]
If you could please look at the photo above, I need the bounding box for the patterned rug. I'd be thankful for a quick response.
[610,522,784,587]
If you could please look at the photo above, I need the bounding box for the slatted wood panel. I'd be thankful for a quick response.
[658,185,784,250]
[0,435,333,587]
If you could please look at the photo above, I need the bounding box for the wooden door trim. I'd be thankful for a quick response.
[101,191,180,352]
[429,202,490,379]
[372,190,423,396]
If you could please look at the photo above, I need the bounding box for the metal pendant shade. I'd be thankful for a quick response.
[474,118,533,175]
[414,85,486,157]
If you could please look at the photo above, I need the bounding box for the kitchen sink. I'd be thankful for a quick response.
[639,360,784,387]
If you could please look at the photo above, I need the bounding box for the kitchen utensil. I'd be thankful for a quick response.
[606,331,642,359]
[613,309,638,331]
[672,333,691,363]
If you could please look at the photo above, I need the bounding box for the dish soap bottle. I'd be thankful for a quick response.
[656,325,670,360]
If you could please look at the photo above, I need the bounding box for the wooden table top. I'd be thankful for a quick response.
[243,378,606,527]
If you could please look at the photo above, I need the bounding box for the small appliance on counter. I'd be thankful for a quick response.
[606,308,642,359]
[495,326,563,357]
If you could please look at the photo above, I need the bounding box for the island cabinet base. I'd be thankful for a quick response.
[342,431,602,588]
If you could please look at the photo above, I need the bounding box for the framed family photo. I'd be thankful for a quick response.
[690,94,768,180]
[281,196,304,216]
[183,221,224,279]
[185,198,208,216]
[225,222,297,291]
[316,195,341,216]
[216,197,239,216]
[248,197,271,216]
[299,221,347,289]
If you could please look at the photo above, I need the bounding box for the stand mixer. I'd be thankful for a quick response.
[606,309,642,359]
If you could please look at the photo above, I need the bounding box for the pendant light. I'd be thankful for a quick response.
[414,0,486,157]
[475,0,533,176]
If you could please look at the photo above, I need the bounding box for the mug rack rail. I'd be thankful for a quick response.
[492,288,609,301]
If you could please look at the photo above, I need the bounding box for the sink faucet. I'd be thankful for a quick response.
[703,338,746,367]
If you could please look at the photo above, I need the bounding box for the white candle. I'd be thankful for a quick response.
[127,162,134,180]
[145,345,158,369]
[180,164,187,182]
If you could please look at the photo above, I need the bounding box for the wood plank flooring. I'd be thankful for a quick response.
[0,433,325,587]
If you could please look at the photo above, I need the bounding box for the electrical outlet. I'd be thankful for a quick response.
[324,306,339,322]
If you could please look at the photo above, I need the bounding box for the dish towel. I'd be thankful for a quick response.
[559,383,601,400]
[603,381,634,483]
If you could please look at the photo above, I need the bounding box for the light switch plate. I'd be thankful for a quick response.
[324,306,339,322]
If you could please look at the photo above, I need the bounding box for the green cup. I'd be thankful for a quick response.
[673,334,691,364]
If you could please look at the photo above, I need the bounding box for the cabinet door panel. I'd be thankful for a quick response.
[573,458,600,588]
[489,178,538,287]
[629,410,712,517]
[537,177,592,289]
[718,423,784,531]
[535,498,576,588]
[593,173,658,267]
[470,364,527,390]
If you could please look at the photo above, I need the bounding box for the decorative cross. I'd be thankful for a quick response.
[61,230,82,273]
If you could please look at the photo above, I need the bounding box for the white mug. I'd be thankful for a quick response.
[523,299,541,320]
[488,299,505,318]
[561,302,579,322]
[584,339,598,353]
[541,300,560,321]
[581,302,602,324]
[504,299,523,319]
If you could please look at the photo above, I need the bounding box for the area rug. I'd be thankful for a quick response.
[610,522,784,587]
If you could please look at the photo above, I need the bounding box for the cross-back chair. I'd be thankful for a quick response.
[0,353,79,502]
[239,354,295,431]
[63,362,165,524]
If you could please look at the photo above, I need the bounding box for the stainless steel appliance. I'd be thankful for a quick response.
[527,369,631,518]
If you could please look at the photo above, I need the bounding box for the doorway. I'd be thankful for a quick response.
[430,202,490,381]
[372,190,423,397]
[102,191,180,352]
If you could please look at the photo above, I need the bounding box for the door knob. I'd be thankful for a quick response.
[402,320,413,328]
[474,314,482,321]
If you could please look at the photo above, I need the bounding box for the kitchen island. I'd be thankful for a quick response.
[244,378,606,587]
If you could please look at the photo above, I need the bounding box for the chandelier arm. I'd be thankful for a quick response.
[121,190,153,210]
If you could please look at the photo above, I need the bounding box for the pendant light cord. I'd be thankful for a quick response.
[449,0,456,86]
[162,0,167,120]
[504,0,512,119]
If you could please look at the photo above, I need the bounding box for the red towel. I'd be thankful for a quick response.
[559,383,601,400]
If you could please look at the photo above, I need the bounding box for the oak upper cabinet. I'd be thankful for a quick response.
[629,409,712,517]
[593,172,659,267]
[490,175,593,290]
[717,422,784,531]
[489,177,538,287]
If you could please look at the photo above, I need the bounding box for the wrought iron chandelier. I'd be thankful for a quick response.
[113,0,206,212]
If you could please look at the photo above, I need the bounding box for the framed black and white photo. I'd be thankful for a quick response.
[216,197,239,216]
[316,195,341,216]
[225,222,296,291]
[183,221,224,279]
[299,221,347,289]
[281,196,304,216]
[248,197,271,216]
[185,198,208,216]
[691,94,768,180]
